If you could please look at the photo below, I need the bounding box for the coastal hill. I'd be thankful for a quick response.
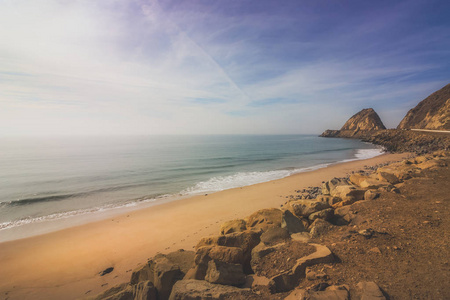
[397,83,450,130]
[340,108,386,131]
[320,108,386,138]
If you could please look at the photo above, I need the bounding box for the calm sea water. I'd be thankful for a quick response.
[0,135,382,238]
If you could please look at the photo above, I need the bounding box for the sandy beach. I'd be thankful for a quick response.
[0,153,409,300]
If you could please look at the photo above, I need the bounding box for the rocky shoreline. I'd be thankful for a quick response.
[320,129,450,154]
[90,150,449,300]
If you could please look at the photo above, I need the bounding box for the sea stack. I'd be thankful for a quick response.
[397,83,450,130]
[321,108,386,137]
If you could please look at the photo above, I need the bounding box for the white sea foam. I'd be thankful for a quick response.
[182,147,384,196]
[181,163,331,195]
[0,198,157,231]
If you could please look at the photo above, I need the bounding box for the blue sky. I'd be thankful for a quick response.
[1,0,449,135]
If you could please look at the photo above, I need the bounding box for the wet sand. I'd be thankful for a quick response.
[0,153,408,300]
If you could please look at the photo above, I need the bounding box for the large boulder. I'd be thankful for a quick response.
[169,279,252,300]
[220,219,247,235]
[377,172,401,184]
[289,200,331,218]
[322,178,350,195]
[94,281,157,300]
[331,185,366,201]
[308,208,334,222]
[285,285,349,300]
[153,257,184,300]
[245,208,283,231]
[316,195,341,206]
[195,231,261,274]
[309,219,334,238]
[260,227,291,245]
[205,260,246,286]
[355,281,386,300]
[130,250,194,286]
[282,210,307,233]
[185,246,243,281]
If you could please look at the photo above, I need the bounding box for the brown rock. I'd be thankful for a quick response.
[308,208,335,222]
[355,281,386,299]
[289,200,331,218]
[220,219,246,235]
[316,195,341,206]
[205,260,246,286]
[260,227,291,245]
[95,281,157,300]
[322,178,350,195]
[153,257,184,300]
[282,209,307,233]
[340,108,386,131]
[196,231,261,274]
[377,172,401,184]
[245,208,283,231]
[364,190,380,201]
[168,279,252,300]
[309,219,334,238]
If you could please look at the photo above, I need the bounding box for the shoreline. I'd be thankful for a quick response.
[0,152,408,300]
[0,147,384,243]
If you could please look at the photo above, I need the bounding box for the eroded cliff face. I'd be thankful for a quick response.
[397,83,450,130]
[340,108,386,131]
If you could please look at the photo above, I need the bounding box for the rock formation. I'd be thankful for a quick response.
[340,108,386,131]
[398,83,450,130]
[320,108,386,138]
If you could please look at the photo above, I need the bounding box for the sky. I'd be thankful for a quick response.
[1,0,449,136]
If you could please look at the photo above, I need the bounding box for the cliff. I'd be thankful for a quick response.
[397,83,450,130]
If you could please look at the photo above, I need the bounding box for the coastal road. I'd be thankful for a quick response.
[410,129,450,134]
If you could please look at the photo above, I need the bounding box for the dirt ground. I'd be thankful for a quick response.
[300,159,450,299]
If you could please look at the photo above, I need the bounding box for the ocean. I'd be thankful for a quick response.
[0,135,383,241]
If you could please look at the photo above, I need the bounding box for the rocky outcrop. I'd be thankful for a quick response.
[320,108,386,138]
[398,83,450,130]
[341,108,386,131]
[168,279,252,300]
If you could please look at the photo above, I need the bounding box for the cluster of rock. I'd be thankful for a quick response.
[92,151,448,300]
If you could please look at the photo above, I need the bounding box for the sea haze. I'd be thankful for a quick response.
[0,135,383,239]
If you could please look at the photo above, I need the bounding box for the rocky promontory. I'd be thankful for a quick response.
[321,108,385,138]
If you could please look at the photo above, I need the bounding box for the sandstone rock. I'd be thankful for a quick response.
[186,246,244,281]
[307,285,350,300]
[331,185,366,202]
[377,172,401,184]
[95,281,157,300]
[153,257,184,300]
[414,155,429,164]
[349,174,371,186]
[417,159,446,170]
[282,210,307,233]
[309,208,334,222]
[165,250,195,274]
[130,251,194,286]
[243,274,272,289]
[322,178,350,195]
[309,219,334,238]
[260,226,291,245]
[220,219,246,235]
[271,243,334,292]
[364,190,380,201]
[316,195,341,206]
[306,268,329,281]
[291,232,312,243]
[195,245,244,265]
[245,208,282,231]
[334,206,356,225]
[196,231,260,274]
[359,179,389,190]
[289,200,331,218]
[205,260,246,286]
[169,279,252,300]
[355,281,386,299]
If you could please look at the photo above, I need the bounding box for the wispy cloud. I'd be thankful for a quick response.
[0,0,449,135]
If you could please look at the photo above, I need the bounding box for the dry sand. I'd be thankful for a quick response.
[0,153,408,300]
